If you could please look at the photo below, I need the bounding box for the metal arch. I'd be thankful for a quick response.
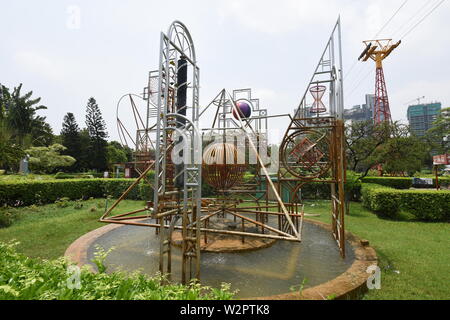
[116,93,155,152]
[167,20,196,62]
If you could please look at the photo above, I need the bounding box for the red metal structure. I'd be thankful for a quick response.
[374,67,391,123]
[359,39,401,124]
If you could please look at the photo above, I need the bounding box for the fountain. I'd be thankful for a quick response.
[65,18,377,299]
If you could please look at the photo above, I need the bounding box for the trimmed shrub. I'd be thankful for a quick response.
[361,184,401,217]
[361,176,450,189]
[361,177,412,189]
[399,190,450,220]
[361,183,450,221]
[0,179,147,206]
[54,172,76,179]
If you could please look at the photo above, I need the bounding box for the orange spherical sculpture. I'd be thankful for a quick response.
[202,143,246,191]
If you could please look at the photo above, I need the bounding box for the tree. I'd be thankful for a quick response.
[374,135,429,176]
[85,97,108,171]
[107,142,128,169]
[26,144,76,174]
[61,113,82,171]
[78,128,92,171]
[345,120,391,177]
[108,140,133,162]
[0,119,25,171]
[425,107,450,155]
[31,119,54,146]
[0,83,51,146]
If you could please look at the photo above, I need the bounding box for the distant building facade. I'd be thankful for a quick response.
[407,102,441,136]
[344,94,375,122]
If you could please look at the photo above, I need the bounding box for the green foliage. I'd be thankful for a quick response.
[374,135,429,176]
[361,183,402,217]
[361,177,412,189]
[0,83,51,147]
[0,119,25,170]
[295,180,361,201]
[0,178,153,207]
[0,211,16,228]
[0,241,235,300]
[54,172,76,179]
[54,172,98,179]
[91,245,115,273]
[399,190,450,221]
[106,143,127,168]
[26,144,76,174]
[345,120,391,175]
[54,197,70,208]
[425,107,450,154]
[289,278,307,295]
[60,112,83,171]
[85,97,108,171]
[73,199,84,210]
[346,120,429,177]
[361,183,450,220]
[361,176,450,189]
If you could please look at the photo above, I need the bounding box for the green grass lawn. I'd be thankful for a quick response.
[302,200,450,300]
[0,198,144,259]
[0,198,448,299]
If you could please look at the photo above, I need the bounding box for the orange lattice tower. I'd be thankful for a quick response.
[358,39,401,124]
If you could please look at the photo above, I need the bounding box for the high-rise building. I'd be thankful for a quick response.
[344,94,375,122]
[407,102,441,136]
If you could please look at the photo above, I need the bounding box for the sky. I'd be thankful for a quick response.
[1,0,449,144]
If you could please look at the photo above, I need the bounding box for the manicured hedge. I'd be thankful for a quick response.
[361,176,450,189]
[361,183,450,221]
[361,177,412,189]
[0,179,153,206]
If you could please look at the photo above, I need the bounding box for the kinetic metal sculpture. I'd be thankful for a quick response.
[101,18,346,284]
[101,22,302,285]
[279,17,346,257]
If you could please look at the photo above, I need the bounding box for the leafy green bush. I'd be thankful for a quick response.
[0,179,146,206]
[361,177,412,189]
[54,172,77,179]
[399,190,450,220]
[361,183,450,220]
[0,241,235,300]
[55,197,70,208]
[361,176,450,189]
[0,177,158,207]
[0,211,16,228]
[361,184,401,217]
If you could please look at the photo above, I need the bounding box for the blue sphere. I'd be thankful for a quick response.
[232,100,252,120]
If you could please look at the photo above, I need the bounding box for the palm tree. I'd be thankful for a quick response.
[1,83,48,146]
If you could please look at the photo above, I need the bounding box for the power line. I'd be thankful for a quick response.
[344,0,446,104]
[392,0,439,38]
[373,0,409,38]
[345,1,409,81]
[345,68,374,101]
[400,0,447,39]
